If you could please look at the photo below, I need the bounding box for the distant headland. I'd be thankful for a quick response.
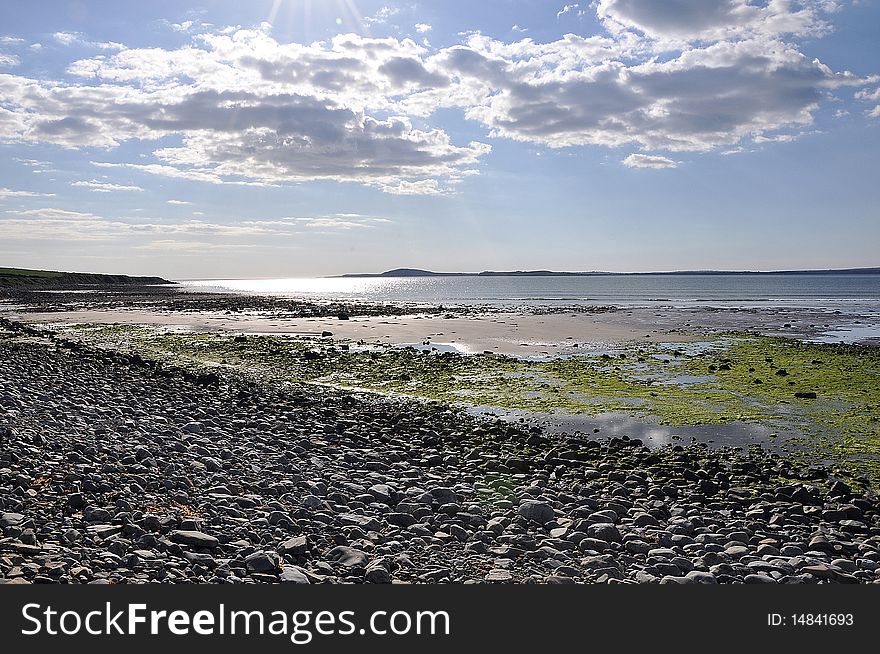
[0,266,172,287]
[338,266,880,278]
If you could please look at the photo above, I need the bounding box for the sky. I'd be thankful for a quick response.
[0,0,879,279]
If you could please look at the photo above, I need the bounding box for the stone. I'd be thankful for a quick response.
[339,513,382,532]
[170,530,219,549]
[368,484,396,505]
[518,501,555,525]
[633,513,660,528]
[685,570,718,584]
[279,535,309,557]
[587,523,622,543]
[364,566,391,584]
[246,551,280,574]
[326,546,369,568]
[485,569,513,582]
[0,513,25,528]
[744,574,777,584]
[280,566,310,584]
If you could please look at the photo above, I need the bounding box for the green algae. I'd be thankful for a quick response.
[50,323,880,487]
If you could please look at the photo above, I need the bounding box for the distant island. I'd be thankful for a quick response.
[0,266,172,287]
[339,266,880,278]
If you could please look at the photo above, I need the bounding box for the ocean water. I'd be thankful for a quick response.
[180,273,880,312]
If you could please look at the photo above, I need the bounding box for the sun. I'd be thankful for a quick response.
[267,0,366,33]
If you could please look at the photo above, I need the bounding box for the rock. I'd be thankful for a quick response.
[587,523,622,543]
[386,513,417,528]
[794,392,817,399]
[83,506,112,522]
[246,551,280,574]
[368,484,396,505]
[518,501,555,525]
[280,566,310,584]
[326,546,369,568]
[485,569,513,582]
[633,513,660,528]
[685,571,718,584]
[67,493,86,510]
[364,566,391,584]
[170,530,220,549]
[279,535,309,557]
[182,421,203,434]
[0,513,25,528]
[339,513,381,531]
[625,540,651,555]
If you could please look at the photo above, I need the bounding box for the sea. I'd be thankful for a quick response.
[180,273,880,312]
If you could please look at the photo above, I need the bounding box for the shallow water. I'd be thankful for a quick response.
[809,325,880,344]
[180,274,880,312]
[466,406,801,453]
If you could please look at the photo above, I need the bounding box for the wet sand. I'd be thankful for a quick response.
[14,308,697,356]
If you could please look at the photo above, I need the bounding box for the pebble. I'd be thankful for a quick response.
[0,319,877,586]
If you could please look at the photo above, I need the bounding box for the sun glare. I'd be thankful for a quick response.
[268,0,366,34]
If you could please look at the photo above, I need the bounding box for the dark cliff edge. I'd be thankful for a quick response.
[0,267,173,288]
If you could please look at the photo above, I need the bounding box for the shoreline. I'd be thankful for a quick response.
[2,283,880,585]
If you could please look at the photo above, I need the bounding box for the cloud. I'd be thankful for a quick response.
[0,9,874,188]
[0,54,19,67]
[557,4,584,19]
[417,31,868,152]
[622,153,679,169]
[363,6,399,27]
[167,199,191,205]
[133,240,257,252]
[856,86,880,116]
[71,180,144,192]
[53,31,125,50]
[597,0,834,42]
[0,187,56,198]
[415,24,432,34]
[10,207,97,219]
[0,29,489,194]
[1,205,391,244]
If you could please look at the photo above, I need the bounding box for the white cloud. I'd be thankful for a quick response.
[0,36,26,46]
[0,53,20,67]
[167,199,191,205]
[10,207,97,219]
[364,6,399,26]
[53,31,125,50]
[71,180,144,192]
[0,8,873,188]
[622,153,679,169]
[133,240,257,252]
[557,4,584,19]
[52,31,78,46]
[856,86,880,117]
[0,187,56,198]
[597,0,833,42]
[415,24,432,34]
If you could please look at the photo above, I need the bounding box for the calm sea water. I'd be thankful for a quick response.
[180,274,880,311]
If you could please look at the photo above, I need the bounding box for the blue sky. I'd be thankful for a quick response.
[1,0,878,278]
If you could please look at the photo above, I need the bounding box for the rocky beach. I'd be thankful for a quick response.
[2,279,880,585]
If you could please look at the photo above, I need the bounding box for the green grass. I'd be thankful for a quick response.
[0,267,63,278]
